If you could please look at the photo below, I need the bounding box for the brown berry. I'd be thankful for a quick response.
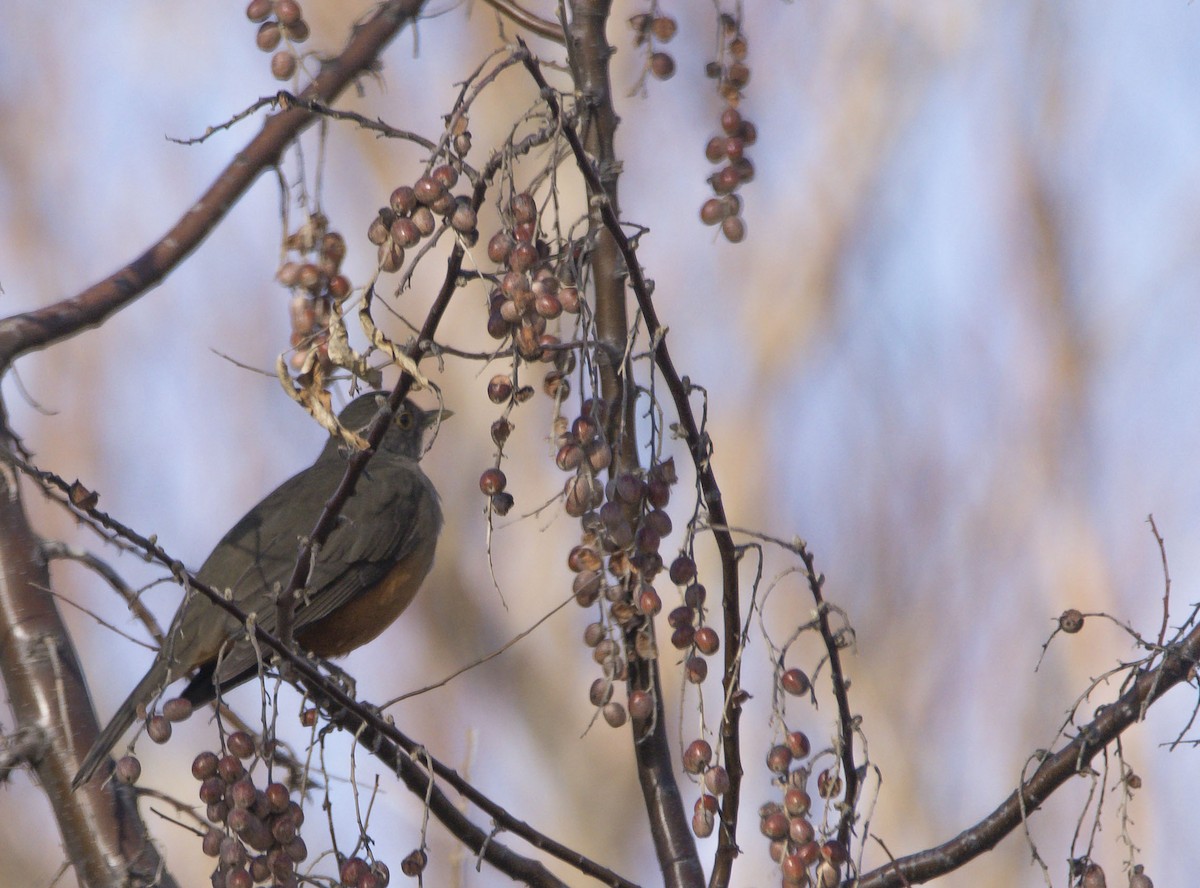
[367,216,389,246]
[682,738,713,773]
[721,215,746,243]
[256,21,282,51]
[784,787,812,817]
[816,768,843,799]
[488,231,514,264]
[199,776,225,805]
[602,701,627,727]
[568,545,602,573]
[685,656,708,683]
[704,765,730,795]
[377,241,404,273]
[628,689,653,720]
[760,810,789,840]
[271,51,297,80]
[413,176,445,206]
[509,241,538,273]
[411,206,436,236]
[146,714,172,744]
[114,755,141,784]
[388,185,416,215]
[711,165,741,195]
[274,0,302,25]
[727,61,750,89]
[479,467,507,495]
[700,198,726,226]
[781,668,810,696]
[705,136,725,163]
[720,107,742,135]
[400,849,426,877]
[162,697,193,722]
[780,852,806,884]
[192,750,219,780]
[766,743,794,774]
[224,731,253,759]
[559,286,581,313]
[1059,608,1084,633]
[245,0,272,21]
[671,624,695,650]
[510,192,537,224]
[431,164,459,189]
[785,730,811,759]
[651,16,677,41]
[694,626,719,655]
[668,555,696,585]
[487,374,513,404]
[341,857,370,885]
[638,586,662,616]
[650,52,675,79]
[573,570,602,606]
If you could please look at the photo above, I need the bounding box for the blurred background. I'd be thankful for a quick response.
[2,2,1200,886]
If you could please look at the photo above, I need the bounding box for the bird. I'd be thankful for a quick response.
[72,394,444,789]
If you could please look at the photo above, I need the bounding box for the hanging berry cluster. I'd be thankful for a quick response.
[568,455,681,730]
[191,733,321,888]
[700,14,755,243]
[245,0,310,81]
[367,165,478,274]
[629,10,680,81]
[484,193,579,361]
[276,215,351,373]
[475,191,581,516]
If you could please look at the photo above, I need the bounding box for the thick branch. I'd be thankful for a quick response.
[0,466,175,888]
[557,4,705,885]
[521,44,740,888]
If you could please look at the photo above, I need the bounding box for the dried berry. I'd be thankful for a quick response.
[256,21,282,51]
[271,50,297,81]
[694,626,719,656]
[226,731,254,758]
[1059,608,1084,633]
[781,668,810,697]
[479,467,507,496]
[766,744,793,774]
[162,697,194,722]
[682,738,713,773]
[146,714,172,744]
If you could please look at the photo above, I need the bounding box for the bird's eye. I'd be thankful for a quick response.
[397,410,414,429]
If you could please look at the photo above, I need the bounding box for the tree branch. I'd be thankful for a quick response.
[854,623,1200,887]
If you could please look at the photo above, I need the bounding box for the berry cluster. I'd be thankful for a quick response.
[110,697,196,786]
[339,855,396,888]
[756,731,848,887]
[245,0,310,81]
[485,192,579,361]
[191,732,314,888]
[1076,862,1155,888]
[276,216,351,372]
[683,738,732,838]
[475,192,583,515]
[665,554,718,686]
[629,11,679,81]
[367,165,478,274]
[700,15,755,243]
[567,452,681,728]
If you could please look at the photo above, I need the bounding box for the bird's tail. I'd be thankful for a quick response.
[71,660,170,790]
